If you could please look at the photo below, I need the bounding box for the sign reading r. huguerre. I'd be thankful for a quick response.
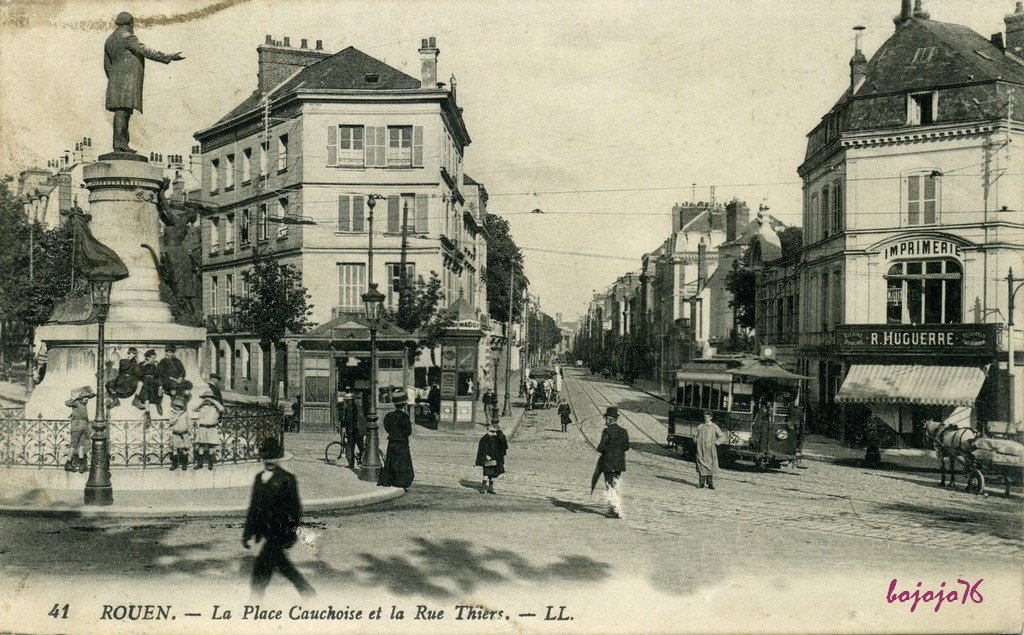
[837,324,1000,356]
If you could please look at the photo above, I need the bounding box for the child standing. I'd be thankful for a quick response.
[192,391,224,470]
[168,396,192,471]
[475,423,508,494]
[64,386,95,473]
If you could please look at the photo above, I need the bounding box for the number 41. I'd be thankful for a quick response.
[48,603,69,619]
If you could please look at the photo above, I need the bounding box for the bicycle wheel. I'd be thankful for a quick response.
[324,441,344,463]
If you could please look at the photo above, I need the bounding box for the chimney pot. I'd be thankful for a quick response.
[265,34,273,44]
[283,36,290,46]
[429,36,436,47]
[316,39,323,50]
[300,38,307,48]
[992,32,1006,50]
[421,38,429,48]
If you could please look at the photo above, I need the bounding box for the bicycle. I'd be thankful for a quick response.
[324,430,384,466]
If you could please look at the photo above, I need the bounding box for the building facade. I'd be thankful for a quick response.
[193,35,492,418]
[798,2,1024,442]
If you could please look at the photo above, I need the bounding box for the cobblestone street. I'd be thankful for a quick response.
[1,369,1020,633]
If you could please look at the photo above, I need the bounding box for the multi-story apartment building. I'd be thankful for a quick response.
[798,1,1024,442]
[193,35,490,413]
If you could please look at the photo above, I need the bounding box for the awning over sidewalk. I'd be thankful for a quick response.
[835,364,985,407]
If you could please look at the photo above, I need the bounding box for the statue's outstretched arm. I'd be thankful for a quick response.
[127,35,184,64]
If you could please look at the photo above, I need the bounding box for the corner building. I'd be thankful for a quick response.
[798,2,1024,443]
[193,36,492,425]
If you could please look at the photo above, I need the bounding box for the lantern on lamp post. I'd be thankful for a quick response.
[360,282,386,481]
[84,274,114,506]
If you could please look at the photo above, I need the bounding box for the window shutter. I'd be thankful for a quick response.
[415,194,429,233]
[338,195,350,232]
[364,126,376,166]
[387,196,400,233]
[376,127,387,167]
[327,125,338,166]
[413,126,424,167]
[353,195,365,232]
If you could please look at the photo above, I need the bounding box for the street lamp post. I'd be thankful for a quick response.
[1007,268,1024,428]
[84,275,114,506]
[490,338,503,423]
[359,194,387,482]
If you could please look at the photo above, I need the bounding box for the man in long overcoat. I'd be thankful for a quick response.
[243,437,315,599]
[104,12,183,152]
[695,411,729,489]
[596,406,629,518]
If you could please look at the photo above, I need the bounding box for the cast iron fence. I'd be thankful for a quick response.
[0,406,284,468]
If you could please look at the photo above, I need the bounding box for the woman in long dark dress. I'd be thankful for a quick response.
[475,423,508,494]
[377,390,415,490]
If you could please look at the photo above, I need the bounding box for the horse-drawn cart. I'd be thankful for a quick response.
[927,420,1024,498]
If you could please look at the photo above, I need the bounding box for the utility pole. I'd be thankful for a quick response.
[502,267,515,416]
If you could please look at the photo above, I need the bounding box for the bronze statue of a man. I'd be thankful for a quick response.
[104,12,184,154]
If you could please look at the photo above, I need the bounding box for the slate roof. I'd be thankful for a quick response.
[855,18,1024,97]
[211,47,422,128]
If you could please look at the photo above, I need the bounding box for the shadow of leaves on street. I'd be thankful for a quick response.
[875,501,1024,543]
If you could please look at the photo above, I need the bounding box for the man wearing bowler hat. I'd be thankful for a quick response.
[243,437,315,599]
[595,406,629,518]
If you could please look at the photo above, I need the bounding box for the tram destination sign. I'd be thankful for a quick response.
[836,324,999,356]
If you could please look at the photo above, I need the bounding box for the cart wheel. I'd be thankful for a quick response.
[965,469,985,495]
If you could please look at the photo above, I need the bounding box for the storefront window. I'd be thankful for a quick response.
[886,259,961,324]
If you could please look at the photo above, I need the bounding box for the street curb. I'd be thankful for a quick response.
[0,487,404,519]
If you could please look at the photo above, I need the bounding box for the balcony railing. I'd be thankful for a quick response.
[0,406,283,468]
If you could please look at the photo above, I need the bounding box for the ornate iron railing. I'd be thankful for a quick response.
[0,407,283,468]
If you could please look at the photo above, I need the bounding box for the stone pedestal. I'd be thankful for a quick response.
[25,159,207,420]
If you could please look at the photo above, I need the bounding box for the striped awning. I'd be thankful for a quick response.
[835,364,985,407]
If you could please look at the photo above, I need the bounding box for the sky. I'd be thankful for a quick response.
[0,0,1016,321]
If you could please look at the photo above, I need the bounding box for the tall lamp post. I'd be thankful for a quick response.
[490,338,503,423]
[359,193,387,482]
[1007,268,1024,428]
[84,274,114,506]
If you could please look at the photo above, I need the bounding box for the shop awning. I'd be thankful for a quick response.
[835,364,986,407]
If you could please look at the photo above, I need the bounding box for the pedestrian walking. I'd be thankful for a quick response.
[135,349,163,416]
[193,391,224,470]
[64,386,95,473]
[482,387,496,422]
[167,395,192,471]
[557,399,572,433]
[475,422,508,494]
[157,344,187,397]
[525,378,536,411]
[695,411,728,489]
[339,391,366,469]
[427,383,441,426]
[378,389,415,490]
[242,437,315,600]
[593,406,629,518]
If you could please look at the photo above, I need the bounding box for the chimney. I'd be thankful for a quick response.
[300,38,308,49]
[850,26,868,90]
[257,35,331,94]
[450,74,457,101]
[894,0,913,27]
[172,171,185,200]
[282,36,290,47]
[697,239,708,290]
[992,32,1005,51]
[1006,2,1024,57]
[418,36,439,89]
[725,199,749,242]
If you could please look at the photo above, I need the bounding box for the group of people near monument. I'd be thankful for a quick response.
[64,345,226,471]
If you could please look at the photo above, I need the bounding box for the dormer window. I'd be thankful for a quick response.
[907,91,936,125]
[364,73,379,84]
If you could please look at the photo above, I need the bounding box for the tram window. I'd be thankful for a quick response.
[709,384,722,410]
[731,382,753,413]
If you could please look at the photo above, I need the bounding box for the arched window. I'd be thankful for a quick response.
[886,259,962,324]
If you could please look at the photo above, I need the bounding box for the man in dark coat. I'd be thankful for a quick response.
[427,383,441,426]
[377,390,415,489]
[596,406,629,518]
[105,347,139,409]
[339,392,366,469]
[157,344,186,397]
[104,12,183,153]
[243,437,315,599]
[475,423,508,494]
[557,399,572,433]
